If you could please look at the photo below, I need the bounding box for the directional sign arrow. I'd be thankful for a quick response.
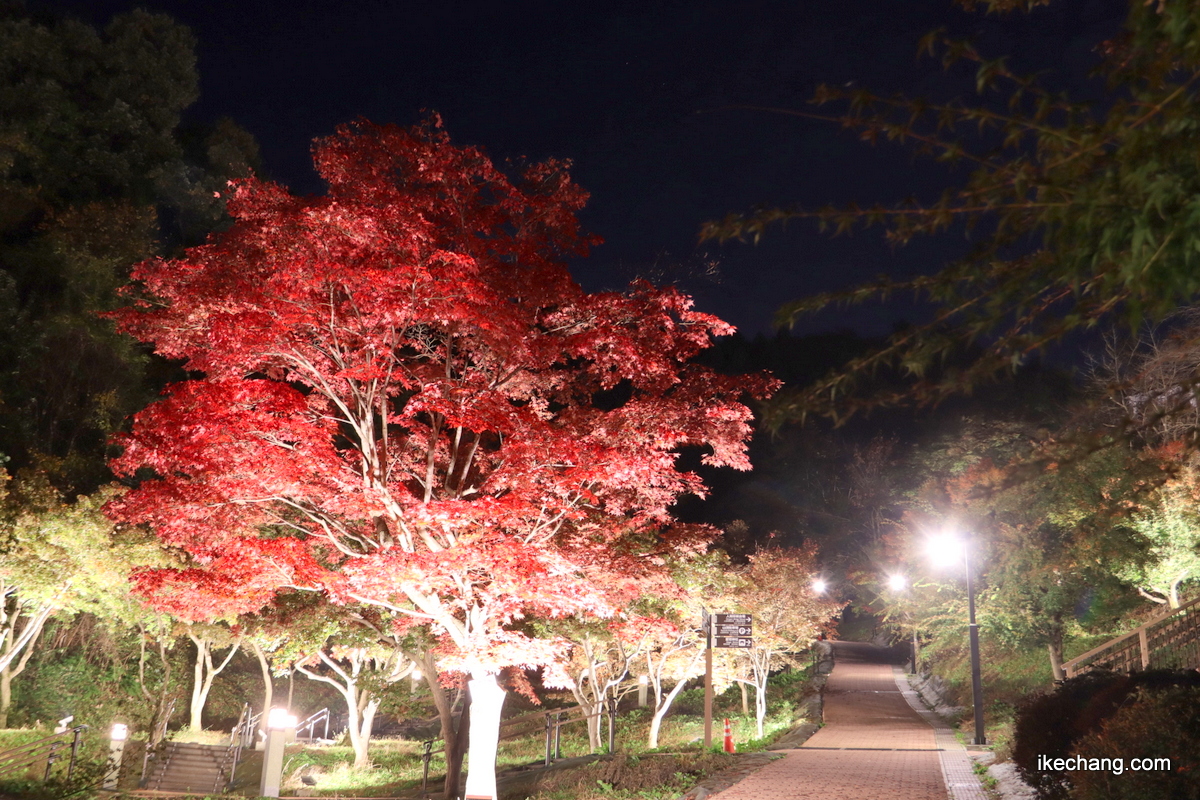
[714,636,753,649]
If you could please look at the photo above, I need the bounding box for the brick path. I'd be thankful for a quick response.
[707,641,985,800]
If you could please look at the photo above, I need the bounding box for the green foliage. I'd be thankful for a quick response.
[1069,685,1200,800]
[702,0,1200,430]
[0,4,258,494]
[1011,670,1200,800]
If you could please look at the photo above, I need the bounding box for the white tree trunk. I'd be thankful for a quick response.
[346,690,380,769]
[463,674,506,800]
[754,680,767,738]
[648,678,690,749]
[251,642,273,739]
[187,635,240,731]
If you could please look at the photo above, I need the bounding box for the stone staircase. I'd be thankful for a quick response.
[141,741,234,793]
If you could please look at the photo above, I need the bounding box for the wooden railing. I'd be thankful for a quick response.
[1063,594,1200,678]
[417,701,615,794]
[0,725,88,785]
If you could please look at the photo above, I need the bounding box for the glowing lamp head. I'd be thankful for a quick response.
[111,723,128,741]
[812,578,827,595]
[887,574,906,591]
[267,707,297,730]
[927,530,966,568]
[411,668,422,681]
[638,674,649,685]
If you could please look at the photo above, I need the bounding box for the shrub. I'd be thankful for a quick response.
[1067,685,1200,800]
[1011,669,1200,800]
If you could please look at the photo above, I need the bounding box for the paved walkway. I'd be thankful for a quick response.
[708,642,987,800]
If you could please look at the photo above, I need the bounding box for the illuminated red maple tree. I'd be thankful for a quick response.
[107,117,770,793]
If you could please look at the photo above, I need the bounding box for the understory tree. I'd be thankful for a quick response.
[268,596,415,768]
[106,118,770,798]
[0,473,170,726]
[184,624,240,732]
[730,544,837,737]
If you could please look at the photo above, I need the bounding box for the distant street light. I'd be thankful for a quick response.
[884,572,918,674]
[928,527,987,746]
[812,578,828,595]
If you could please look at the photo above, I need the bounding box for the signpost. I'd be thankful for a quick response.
[703,612,753,748]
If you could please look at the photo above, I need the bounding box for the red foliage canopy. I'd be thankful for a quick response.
[106,118,774,676]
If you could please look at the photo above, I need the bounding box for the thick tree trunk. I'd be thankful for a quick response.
[1047,621,1066,683]
[346,690,380,769]
[0,667,10,729]
[422,650,465,800]
[568,682,602,752]
[462,673,505,800]
[190,639,206,731]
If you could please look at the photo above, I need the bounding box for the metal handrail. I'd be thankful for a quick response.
[0,725,88,783]
[1063,594,1200,677]
[296,707,330,741]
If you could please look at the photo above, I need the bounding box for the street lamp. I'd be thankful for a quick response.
[927,528,986,746]
[884,573,918,674]
[811,578,828,595]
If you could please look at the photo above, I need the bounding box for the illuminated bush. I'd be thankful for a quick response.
[1011,670,1200,800]
[1068,685,1200,800]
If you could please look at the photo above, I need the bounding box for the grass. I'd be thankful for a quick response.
[0,661,820,799]
[266,672,812,798]
[916,628,1127,758]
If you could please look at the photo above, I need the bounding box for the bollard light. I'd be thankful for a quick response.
[260,707,294,798]
[104,723,128,790]
[267,707,297,730]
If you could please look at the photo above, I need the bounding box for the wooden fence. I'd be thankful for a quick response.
[1062,594,1200,678]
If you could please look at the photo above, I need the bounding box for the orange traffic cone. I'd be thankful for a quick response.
[723,718,736,753]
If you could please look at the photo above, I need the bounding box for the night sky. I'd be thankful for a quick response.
[37,0,1127,338]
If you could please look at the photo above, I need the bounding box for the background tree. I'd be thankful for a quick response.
[0,4,259,494]
[106,118,770,796]
[884,416,1145,681]
[184,623,240,732]
[268,596,415,768]
[1119,444,1200,609]
[703,0,1200,437]
[0,472,171,725]
[730,543,837,737]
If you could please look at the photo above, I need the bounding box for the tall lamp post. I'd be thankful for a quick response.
[929,529,986,746]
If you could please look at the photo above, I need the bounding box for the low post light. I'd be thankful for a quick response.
[104,723,128,790]
[260,707,296,798]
